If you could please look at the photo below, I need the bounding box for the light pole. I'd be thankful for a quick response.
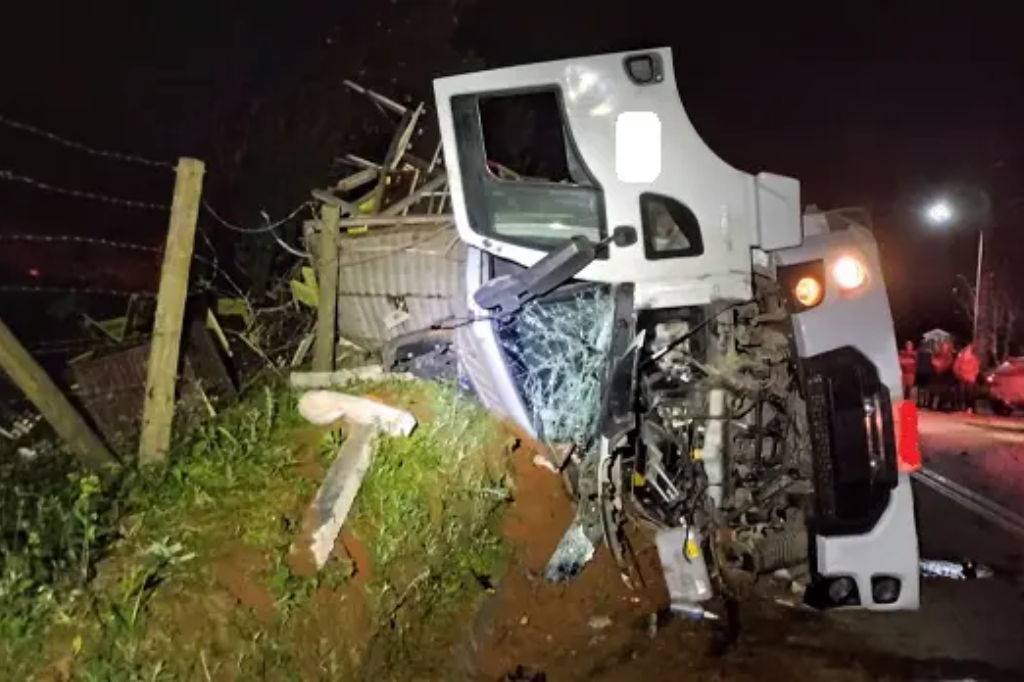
[923,197,986,357]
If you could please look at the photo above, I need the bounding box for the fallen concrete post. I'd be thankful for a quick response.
[291,391,416,571]
[297,390,416,435]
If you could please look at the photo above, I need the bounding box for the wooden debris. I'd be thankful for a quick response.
[0,315,114,471]
[342,79,407,116]
[313,204,341,372]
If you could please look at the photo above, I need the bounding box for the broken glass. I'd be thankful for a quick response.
[497,285,614,447]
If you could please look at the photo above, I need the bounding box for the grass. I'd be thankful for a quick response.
[350,382,513,679]
[0,379,512,680]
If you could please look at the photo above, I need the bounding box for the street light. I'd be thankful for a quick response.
[923,196,985,357]
[925,199,954,225]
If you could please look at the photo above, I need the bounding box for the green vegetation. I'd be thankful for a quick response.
[0,380,511,680]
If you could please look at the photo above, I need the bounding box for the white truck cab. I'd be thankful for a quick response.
[431,48,921,611]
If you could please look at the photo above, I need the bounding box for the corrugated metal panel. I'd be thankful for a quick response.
[335,226,467,348]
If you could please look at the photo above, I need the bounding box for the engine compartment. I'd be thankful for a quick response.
[623,280,816,601]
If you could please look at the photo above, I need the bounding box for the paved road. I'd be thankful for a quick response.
[823,411,1024,678]
[919,411,1024,517]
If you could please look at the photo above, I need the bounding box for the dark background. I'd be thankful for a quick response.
[1,0,1022,344]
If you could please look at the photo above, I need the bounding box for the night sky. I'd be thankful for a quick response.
[1,1,1022,344]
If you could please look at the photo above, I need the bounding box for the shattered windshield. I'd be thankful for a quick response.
[496,284,614,446]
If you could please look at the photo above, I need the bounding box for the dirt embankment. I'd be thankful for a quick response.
[472,439,897,682]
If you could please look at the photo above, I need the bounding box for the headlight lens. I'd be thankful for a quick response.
[833,255,867,290]
[794,276,824,307]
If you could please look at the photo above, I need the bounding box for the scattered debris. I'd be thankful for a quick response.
[302,80,463,356]
[531,454,559,474]
[645,613,658,639]
[920,558,995,580]
[669,603,720,621]
[655,525,714,607]
[587,615,612,630]
[544,521,596,582]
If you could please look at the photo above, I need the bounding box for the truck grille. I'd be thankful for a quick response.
[802,347,898,536]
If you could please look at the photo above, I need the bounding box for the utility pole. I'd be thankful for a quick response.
[139,158,205,464]
[0,316,114,472]
[313,204,340,372]
[972,228,985,361]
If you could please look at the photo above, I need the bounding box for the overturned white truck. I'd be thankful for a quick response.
[384,47,922,613]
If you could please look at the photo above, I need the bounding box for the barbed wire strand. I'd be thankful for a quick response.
[29,335,153,356]
[202,199,312,234]
[0,170,169,210]
[0,284,157,298]
[0,233,163,254]
[0,113,175,170]
[0,233,221,274]
[0,284,206,299]
[30,333,153,350]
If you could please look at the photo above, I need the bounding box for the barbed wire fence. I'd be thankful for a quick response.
[0,113,314,360]
[0,113,319,455]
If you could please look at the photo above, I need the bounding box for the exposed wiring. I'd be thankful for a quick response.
[0,113,175,170]
[641,303,746,370]
[0,169,169,210]
[269,226,311,258]
[202,199,312,234]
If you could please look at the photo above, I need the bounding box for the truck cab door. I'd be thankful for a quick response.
[434,48,802,309]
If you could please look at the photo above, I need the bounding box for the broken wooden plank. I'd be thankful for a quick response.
[335,168,379,193]
[369,103,424,217]
[342,80,408,115]
[310,189,358,215]
[342,153,382,171]
[381,173,447,217]
[0,315,115,471]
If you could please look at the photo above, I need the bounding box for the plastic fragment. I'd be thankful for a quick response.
[544,522,596,582]
[920,558,994,580]
[531,454,559,473]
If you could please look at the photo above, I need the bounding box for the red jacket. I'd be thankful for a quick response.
[954,346,980,384]
[898,351,916,385]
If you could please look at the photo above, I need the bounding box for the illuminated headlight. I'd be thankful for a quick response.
[794,276,824,307]
[832,255,867,291]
